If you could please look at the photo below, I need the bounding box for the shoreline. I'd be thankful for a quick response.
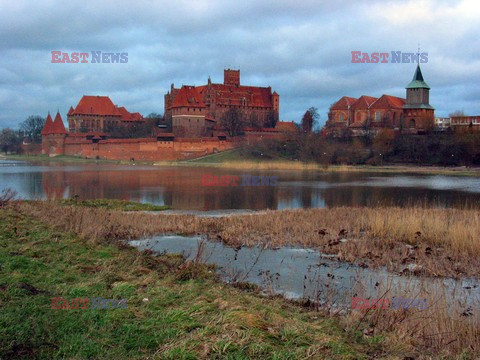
[4,153,480,176]
[0,201,395,359]
[3,199,479,357]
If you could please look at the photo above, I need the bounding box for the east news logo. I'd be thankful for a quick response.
[51,51,128,63]
[351,51,428,63]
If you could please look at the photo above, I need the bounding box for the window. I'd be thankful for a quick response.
[375,111,381,122]
[339,114,344,122]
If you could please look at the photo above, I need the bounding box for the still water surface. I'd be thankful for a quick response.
[131,235,480,306]
[1,159,480,210]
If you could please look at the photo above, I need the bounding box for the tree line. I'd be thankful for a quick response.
[241,129,480,167]
[0,115,45,154]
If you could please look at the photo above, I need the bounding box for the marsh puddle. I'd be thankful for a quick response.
[130,235,480,308]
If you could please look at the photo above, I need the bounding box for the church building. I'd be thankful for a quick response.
[325,64,434,136]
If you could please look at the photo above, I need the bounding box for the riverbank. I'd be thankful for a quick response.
[182,150,480,176]
[0,202,392,359]
[5,152,480,176]
[3,200,480,358]
[20,201,480,278]
[3,154,154,166]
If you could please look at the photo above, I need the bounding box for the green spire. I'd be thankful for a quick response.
[406,64,430,89]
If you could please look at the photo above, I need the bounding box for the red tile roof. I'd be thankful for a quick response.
[41,113,54,135]
[172,86,206,108]
[116,107,144,121]
[208,83,273,108]
[370,94,405,109]
[171,83,274,109]
[330,96,358,111]
[69,95,143,122]
[275,121,297,132]
[71,95,121,116]
[50,112,67,134]
[350,96,378,110]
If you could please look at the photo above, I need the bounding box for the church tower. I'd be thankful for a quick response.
[402,64,434,133]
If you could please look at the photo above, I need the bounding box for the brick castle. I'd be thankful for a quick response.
[165,69,280,137]
[324,64,435,136]
[67,95,144,133]
[40,69,293,160]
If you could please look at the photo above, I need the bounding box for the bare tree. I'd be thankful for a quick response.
[449,110,466,117]
[0,128,22,154]
[220,108,244,136]
[301,110,313,133]
[20,115,45,143]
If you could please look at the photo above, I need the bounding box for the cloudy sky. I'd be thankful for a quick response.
[1,0,479,129]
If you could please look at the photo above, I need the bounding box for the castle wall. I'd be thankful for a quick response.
[54,136,237,161]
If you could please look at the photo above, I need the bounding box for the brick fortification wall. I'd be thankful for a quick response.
[21,143,43,155]
[58,137,237,161]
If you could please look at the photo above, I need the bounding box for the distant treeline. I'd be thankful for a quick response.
[242,130,480,166]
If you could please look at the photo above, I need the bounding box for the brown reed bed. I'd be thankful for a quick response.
[295,267,480,358]
[339,277,480,358]
[12,200,480,278]
[9,200,480,357]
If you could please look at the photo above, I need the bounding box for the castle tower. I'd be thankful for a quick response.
[224,69,240,87]
[403,64,434,132]
[41,113,54,136]
[41,113,54,154]
[41,111,67,156]
[272,91,280,123]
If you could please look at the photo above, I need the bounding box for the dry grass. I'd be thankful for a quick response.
[338,277,480,358]
[10,200,480,358]
[13,201,480,278]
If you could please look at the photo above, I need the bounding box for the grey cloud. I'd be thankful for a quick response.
[0,0,479,129]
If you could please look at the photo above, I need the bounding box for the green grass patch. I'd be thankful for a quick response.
[186,148,258,163]
[58,198,170,211]
[0,204,391,359]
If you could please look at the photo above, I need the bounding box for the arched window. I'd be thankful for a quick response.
[409,119,416,128]
[339,113,344,122]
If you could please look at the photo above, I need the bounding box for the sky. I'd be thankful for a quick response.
[1,0,479,129]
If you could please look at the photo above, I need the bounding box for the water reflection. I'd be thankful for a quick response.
[1,159,480,210]
[130,235,480,305]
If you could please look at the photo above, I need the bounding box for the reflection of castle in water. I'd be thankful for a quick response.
[40,167,284,210]
[37,166,480,210]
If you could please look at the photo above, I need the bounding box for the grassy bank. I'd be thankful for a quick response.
[4,154,157,166]
[20,201,480,278]
[184,151,480,175]
[6,152,480,176]
[5,154,121,164]
[0,204,390,359]
[58,198,170,211]
[3,201,480,358]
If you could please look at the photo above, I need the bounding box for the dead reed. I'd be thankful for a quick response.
[11,200,480,357]
[340,276,480,358]
[13,201,480,277]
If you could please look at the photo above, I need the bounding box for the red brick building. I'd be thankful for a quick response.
[450,116,480,133]
[325,65,434,136]
[41,112,68,155]
[67,95,144,133]
[165,69,280,137]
